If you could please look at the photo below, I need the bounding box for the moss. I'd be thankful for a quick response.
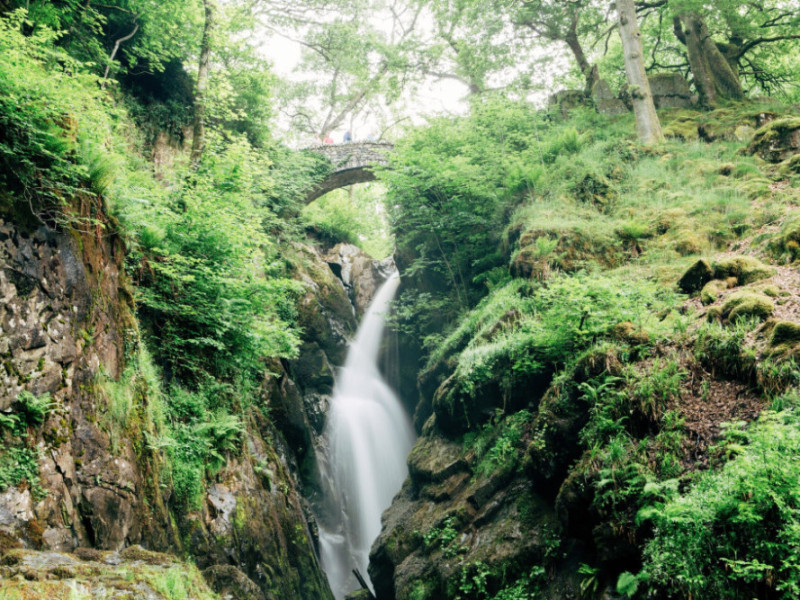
[573,172,617,211]
[611,322,649,346]
[779,154,800,176]
[678,259,713,294]
[0,529,22,556]
[770,321,800,347]
[656,208,688,234]
[767,321,800,357]
[769,218,800,261]
[712,256,774,285]
[673,230,707,256]
[753,284,782,297]
[118,545,175,565]
[721,291,774,322]
[747,116,800,162]
[664,116,700,141]
[700,279,727,305]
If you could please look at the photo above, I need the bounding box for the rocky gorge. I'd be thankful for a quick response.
[0,193,393,600]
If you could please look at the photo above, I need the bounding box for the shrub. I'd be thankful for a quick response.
[644,410,800,600]
[695,320,757,380]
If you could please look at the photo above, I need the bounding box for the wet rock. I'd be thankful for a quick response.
[325,243,394,318]
[407,437,468,485]
[294,341,335,392]
[294,244,357,367]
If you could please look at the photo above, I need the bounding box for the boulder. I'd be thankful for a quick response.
[591,79,628,116]
[648,73,694,109]
[678,259,713,294]
[747,117,800,163]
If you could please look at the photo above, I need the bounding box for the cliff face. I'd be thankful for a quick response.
[0,211,173,554]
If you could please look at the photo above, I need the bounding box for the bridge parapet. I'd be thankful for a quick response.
[303,142,394,203]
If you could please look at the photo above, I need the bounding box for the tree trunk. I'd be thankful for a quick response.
[673,13,743,107]
[617,0,663,145]
[564,30,598,95]
[102,20,139,87]
[190,0,217,166]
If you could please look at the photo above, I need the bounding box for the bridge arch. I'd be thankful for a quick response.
[304,142,393,203]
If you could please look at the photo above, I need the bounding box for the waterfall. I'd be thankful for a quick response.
[318,271,416,599]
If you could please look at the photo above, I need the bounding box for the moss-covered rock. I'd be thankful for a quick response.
[0,548,222,599]
[747,116,800,163]
[664,114,700,141]
[768,218,800,262]
[712,256,774,285]
[678,259,713,294]
[700,279,728,305]
[770,321,800,346]
[574,172,617,211]
[673,229,708,256]
[721,291,774,322]
[203,564,266,600]
[779,153,800,177]
[766,321,800,357]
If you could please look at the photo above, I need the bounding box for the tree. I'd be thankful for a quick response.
[411,0,526,97]
[617,0,662,145]
[257,0,421,140]
[672,11,743,106]
[515,0,606,93]
[8,0,201,80]
[191,0,217,164]
[633,0,800,106]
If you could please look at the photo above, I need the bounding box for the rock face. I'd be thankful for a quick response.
[0,215,173,554]
[369,429,580,600]
[179,412,332,600]
[0,202,392,600]
[325,243,395,318]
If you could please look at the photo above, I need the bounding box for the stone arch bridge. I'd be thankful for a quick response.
[304,142,393,203]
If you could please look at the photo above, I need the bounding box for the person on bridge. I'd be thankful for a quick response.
[323,135,334,144]
[343,130,352,143]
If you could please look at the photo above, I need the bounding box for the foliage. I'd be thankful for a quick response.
[383,98,547,317]
[133,135,303,387]
[302,182,394,258]
[644,409,800,599]
[0,447,45,500]
[465,409,532,478]
[0,11,112,223]
[440,271,676,404]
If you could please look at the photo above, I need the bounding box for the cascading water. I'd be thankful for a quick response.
[318,271,416,599]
